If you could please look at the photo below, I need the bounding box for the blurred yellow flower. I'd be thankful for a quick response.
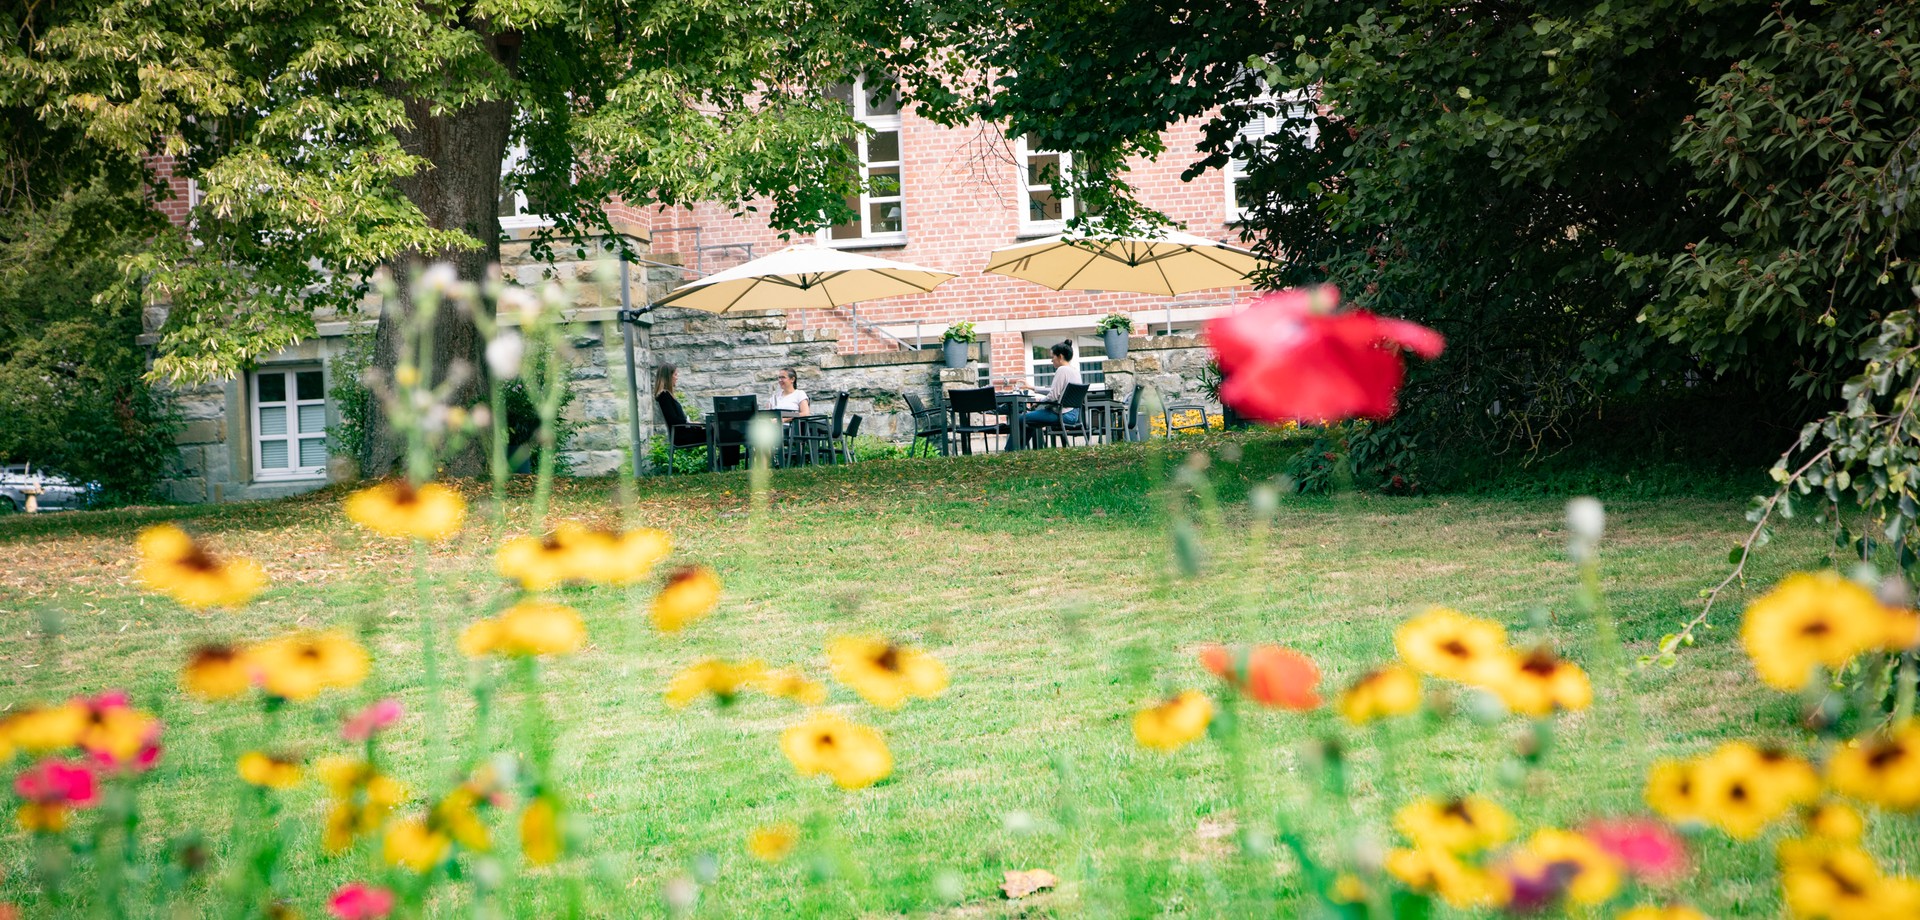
[828,636,948,710]
[651,566,721,632]
[1828,722,1920,810]
[1779,838,1920,919]
[317,756,406,854]
[1394,795,1513,854]
[1132,691,1213,753]
[1644,759,1702,823]
[1394,607,1508,683]
[1479,646,1592,717]
[1804,801,1865,842]
[521,795,563,865]
[757,668,828,706]
[460,601,586,658]
[746,822,799,862]
[1741,571,1889,691]
[1336,665,1422,725]
[582,526,672,585]
[136,524,267,609]
[181,644,253,700]
[1386,846,1509,909]
[1692,742,1820,839]
[4,702,85,752]
[344,481,466,541]
[495,529,591,591]
[780,712,894,789]
[17,801,71,833]
[383,817,451,873]
[250,632,370,701]
[76,696,160,765]
[1504,828,1622,905]
[1615,905,1709,920]
[665,659,768,708]
[237,752,301,790]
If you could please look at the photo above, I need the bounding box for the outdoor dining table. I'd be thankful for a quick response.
[996,391,1044,450]
[705,410,828,469]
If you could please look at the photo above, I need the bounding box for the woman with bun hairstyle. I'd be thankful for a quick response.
[1007,340,1081,449]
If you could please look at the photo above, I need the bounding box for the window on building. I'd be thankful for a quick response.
[1225,91,1318,223]
[499,143,555,229]
[825,78,906,245]
[1016,135,1077,235]
[1028,336,1107,391]
[252,367,328,480]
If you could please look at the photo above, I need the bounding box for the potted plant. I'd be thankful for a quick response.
[942,321,977,369]
[1199,358,1247,429]
[1097,313,1132,360]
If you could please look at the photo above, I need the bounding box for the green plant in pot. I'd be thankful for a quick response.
[1097,313,1132,360]
[942,321,977,369]
[1199,358,1247,429]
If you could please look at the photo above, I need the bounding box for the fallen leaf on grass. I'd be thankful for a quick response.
[1001,868,1058,899]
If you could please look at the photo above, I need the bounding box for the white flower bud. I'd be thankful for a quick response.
[417,262,458,297]
[487,331,526,380]
[749,414,782,453]
[1566,496,1605,543]
[499,286,539,324]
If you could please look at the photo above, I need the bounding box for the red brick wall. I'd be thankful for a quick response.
[643,110,1252,383]
[147,155,195,226]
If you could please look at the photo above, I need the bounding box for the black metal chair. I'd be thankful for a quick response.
[946,386,1006,455]
[903,392,950,457]
[1104,386,1149,443]
[653,392,709,476]
[707,395,758,471]
[839,415,863,463]
[1042,383,1096,448]
[786,392,848,466]
[1163,395,1213,437]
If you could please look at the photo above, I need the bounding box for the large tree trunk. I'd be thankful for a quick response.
[364,75,514,479]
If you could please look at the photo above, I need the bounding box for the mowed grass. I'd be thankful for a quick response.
[0,432,1869,917]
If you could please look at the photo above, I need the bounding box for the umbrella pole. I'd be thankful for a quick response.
[619,256,647,478]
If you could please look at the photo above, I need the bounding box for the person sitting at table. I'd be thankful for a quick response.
[772,367,811,416]
[655,364,735,468]
[1007,340,1081,450]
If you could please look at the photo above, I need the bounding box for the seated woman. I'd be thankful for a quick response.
[655,364,735,467]
[1007,340,1082,450]
[772,367,811,416]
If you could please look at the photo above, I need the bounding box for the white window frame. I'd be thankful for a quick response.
[1027,334,1108,391]
[251,366,329,481]
[499,143,556,230]
[1225,90,1319,223]
[1015,135,1077,236]
[823,77,907,247]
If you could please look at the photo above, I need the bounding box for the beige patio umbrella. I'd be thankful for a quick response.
[652,243,957,313]
[984,228,1273,295]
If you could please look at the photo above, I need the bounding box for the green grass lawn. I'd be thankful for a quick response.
[0,433,1864,917]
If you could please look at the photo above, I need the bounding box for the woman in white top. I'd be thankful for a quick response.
[1007,340,1081,449]
[772,367,811,415]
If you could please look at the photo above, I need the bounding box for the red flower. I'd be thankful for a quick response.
[14,759,99,807]
[1582,818,1688,885]
[327,883,396,920]
[1207,285,1444,424]
[1199,644,1323,710]
[341,699,404,742]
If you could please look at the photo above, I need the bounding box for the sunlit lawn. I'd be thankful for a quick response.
[0,433,1862,916]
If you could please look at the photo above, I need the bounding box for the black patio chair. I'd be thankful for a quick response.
[946,386,1006,455]
[839,414,863,463]
[1163,394,1213,437]
[708,395,758,471]
[654,392,708,476]
[1041,382,1096,448]
[1104,386,1150,443]
[903,392,950,457]
[786,392,848,466]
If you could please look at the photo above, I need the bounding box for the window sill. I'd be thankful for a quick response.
[253,472,328,484]
[1015,223,1066,240]
[820,235,909,251]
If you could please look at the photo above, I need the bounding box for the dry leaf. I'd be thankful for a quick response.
[1001,868,1058,899]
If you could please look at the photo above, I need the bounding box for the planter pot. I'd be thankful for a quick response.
[943,340,970,369]
[1102,327,1130,360]
[1221,404,1250,430]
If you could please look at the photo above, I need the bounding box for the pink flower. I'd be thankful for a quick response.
[1207,285,1444,424]
[341,699,404,742]
[1582,818,1688,884]
[327,883,396,920]
[14,760,99,807]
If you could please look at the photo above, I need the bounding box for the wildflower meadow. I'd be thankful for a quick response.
[4,273,1920,920]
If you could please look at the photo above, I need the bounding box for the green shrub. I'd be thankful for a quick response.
[646,435,710,475]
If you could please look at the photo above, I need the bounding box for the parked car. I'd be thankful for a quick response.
[0,464,96,512]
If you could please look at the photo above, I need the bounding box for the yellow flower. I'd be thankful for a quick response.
[460,601,587,657]
[1741,571,1890,691]
[383,817,451,873]
[577,526,672,585]
[1479,646,1593,717]
[521,795,563,865]
[1394,795,1514,854]
[181,644,254,700]
[316,756,406,854]
[495,529,591,591]
[16,801,70,833]
[651,566,721,632]
[436,768,502,852]
[1386,846,1509,909]
[1778,838,1920,919]
[1616,906,1709,920]
[1645,758,1702,822]
[237,752,302,789]
[757,668,829,706]
[5,702,87,752]
[1828,721,1920,810]
[249,631,370,701]
[1394,607,1508,683]
[75,696,159,765]
[1336,665,1422,725]
[1804,801,1865,842]
[780,712,894,789]
[344,480,466,541]
[1692,742,1820,839]
[1132,691,1213,752]
[1505,828,1622,905]
[828,636,948,710]
[746,822,799,862]
[136,524,268,609]
[665,659,768,708]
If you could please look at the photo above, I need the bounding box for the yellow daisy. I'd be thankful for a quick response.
[746,822,799,862]
[756,668,829,706]
[3,702,86,752]
[1504,828,1623,905]
[249,631,370,701]
[136,524,267,609]
[237,751,302,789]
[664,659,768,708]
[495,528,593,591]
[1828,722,1920,810]
[181,643,254,700]
[1385,846,1510,909]
[460,601,586,658]
[1692,742,1820,839]
[521,795,564,865]
[780,712,894,789]
[651,566,721,632]
[344,480,466,541]
[1394,795,1514,854]
[577,526,672,585]
[1394,607,1509,683]
[1479,646,1593,717]
[383,817,451,873]
[827,636,948,710]
[1741,571,1889,691]
[1336,665,1422,725]
[1132,690,1213,752]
